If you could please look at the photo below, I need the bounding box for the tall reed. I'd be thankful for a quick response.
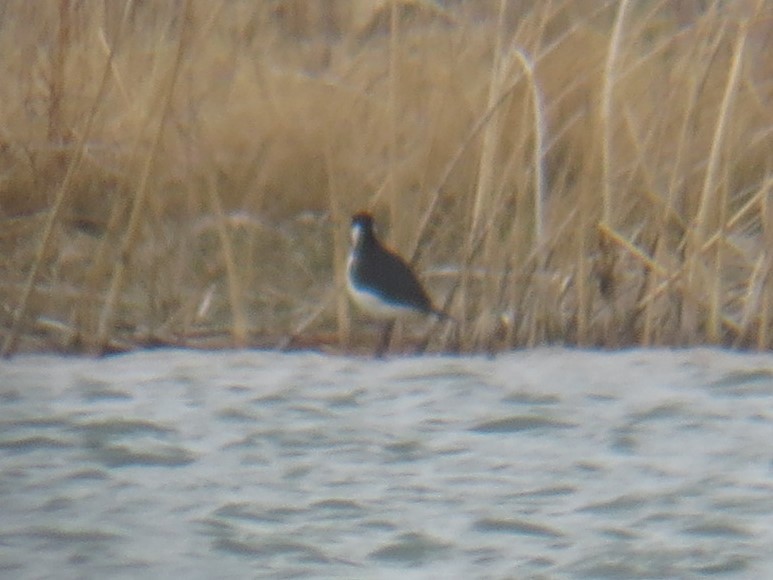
[0,0,770,355]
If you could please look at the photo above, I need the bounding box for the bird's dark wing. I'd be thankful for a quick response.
[354,244,435,313]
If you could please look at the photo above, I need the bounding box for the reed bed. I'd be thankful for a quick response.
[0,0,771,355]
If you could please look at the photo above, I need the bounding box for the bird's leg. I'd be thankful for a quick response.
[374,320,395,358]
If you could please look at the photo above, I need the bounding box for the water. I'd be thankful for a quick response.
[1,348,773,579]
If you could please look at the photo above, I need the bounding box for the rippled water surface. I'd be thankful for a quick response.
[2,348,773,578]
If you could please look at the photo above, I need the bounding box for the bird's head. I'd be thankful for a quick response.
[350,211,376,246]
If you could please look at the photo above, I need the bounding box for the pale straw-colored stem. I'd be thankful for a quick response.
[95,1,191,351]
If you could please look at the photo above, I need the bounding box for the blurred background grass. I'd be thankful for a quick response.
[0,0,771,355]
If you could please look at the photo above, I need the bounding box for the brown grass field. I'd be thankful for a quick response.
[0,0,771,355]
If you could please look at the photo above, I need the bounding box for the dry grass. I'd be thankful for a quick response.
[0,0,771,355]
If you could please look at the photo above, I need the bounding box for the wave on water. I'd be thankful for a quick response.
[1,347,772,578]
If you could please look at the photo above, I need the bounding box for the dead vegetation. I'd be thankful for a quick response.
[0,0,771,355]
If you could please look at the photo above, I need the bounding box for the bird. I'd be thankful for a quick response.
[346,211,449,321]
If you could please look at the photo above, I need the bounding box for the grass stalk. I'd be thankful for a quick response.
[575,191,591,346]
[702,24,747,341]
[469,0,507,235]
[1,3,122,357]
[511,48,545,246]
[48,0,70,150]
[387,0,399,235]
[95,0,191,352]
[206,176,247,347]
[463,0,508,346]
[600,0,631,227]
[759,183,772,349]
[324,142,350,347]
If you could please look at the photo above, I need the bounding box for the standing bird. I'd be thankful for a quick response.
[346,211,449,336]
